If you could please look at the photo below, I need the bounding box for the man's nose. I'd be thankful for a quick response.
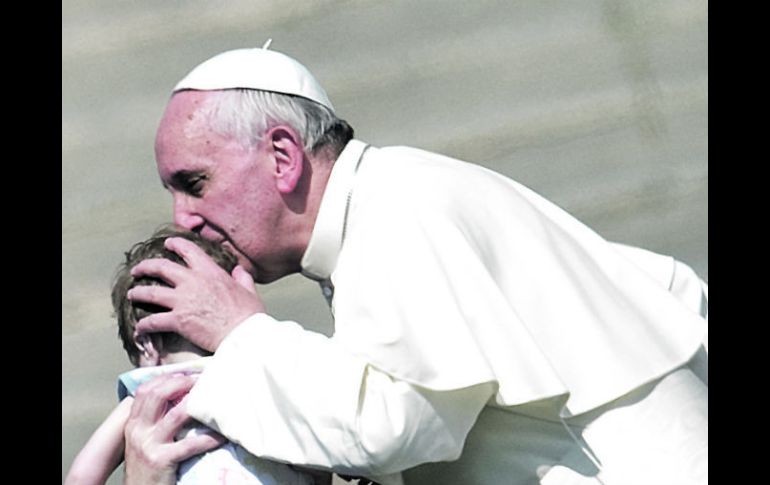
[173,197,204,231]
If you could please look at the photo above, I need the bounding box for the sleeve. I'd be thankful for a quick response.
[185,314,494,477]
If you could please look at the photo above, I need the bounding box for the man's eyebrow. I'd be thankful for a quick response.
[165,170,204,189]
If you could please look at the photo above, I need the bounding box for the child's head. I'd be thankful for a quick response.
[112,225,238,367]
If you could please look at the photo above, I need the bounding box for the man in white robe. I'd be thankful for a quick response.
[124,47,707,485]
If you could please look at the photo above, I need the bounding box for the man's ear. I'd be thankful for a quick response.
[267,125,305,194]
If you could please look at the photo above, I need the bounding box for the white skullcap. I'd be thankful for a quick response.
[173,43,334,112]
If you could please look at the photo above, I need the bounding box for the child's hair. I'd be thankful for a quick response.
[112,225,239,366]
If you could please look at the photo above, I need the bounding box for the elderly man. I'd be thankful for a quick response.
[125,46,707,485]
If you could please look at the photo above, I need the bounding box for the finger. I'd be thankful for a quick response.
[164,237,223,272]
[127,285,176,308]
[154,394,197,442]
[167,429,227,464]
[131,374,196,423]
[134,311,180,336]
[130,258,187,285]
[135,374,196,414]
[231,265,256,293]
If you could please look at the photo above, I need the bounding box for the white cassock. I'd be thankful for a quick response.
[187,140,708,485]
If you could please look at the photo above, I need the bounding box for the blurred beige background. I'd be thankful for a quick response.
[62,1,707,482]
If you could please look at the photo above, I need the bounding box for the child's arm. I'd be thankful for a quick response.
[65,397,134,485]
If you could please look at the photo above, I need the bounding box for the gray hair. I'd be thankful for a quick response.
[201,88,353,156]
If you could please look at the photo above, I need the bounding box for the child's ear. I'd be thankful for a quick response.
[135,334,163,367]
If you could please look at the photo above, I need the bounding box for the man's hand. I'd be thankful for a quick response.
[128,236,264,352]
[123,374,225,485]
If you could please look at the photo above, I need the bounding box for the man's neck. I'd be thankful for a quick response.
[283,151,337,269]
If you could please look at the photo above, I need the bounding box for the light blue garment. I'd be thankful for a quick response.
[117,358,211,400]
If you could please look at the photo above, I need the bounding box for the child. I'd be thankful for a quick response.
[65,226,327,485]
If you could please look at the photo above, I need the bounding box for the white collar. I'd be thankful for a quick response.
[301,139,370,281]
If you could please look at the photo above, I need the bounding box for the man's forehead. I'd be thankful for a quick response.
[157,94,223,157]
[160,91,212,134]
[168,89,211,111]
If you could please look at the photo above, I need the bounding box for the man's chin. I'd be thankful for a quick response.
[254,266,302,285]
[254,271,286,285]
